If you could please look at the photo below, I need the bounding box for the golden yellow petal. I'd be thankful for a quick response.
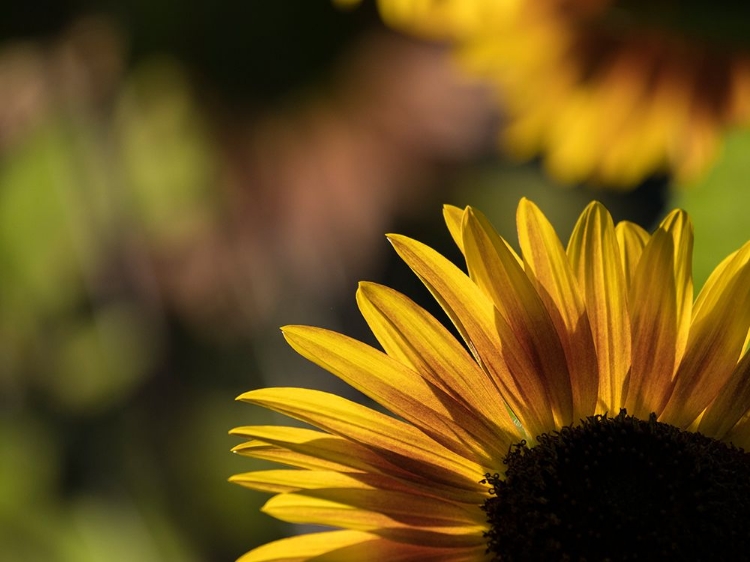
[567,201,631,413]
[229,470,375,494]
[614,221,650,292]
[356,282,519,458]
[462,207,573,430]
[692,242,750,319]
[443,204,465,254]
[282,325,496,467]
[231,426,384,473]
[387,233,542,438]
[310,535,489,562]
[261,489,486,532]
[658,209,694,368]
[624,228,679,419]
[232,441,350,472]
[237,388,486,494]
[661,242,750,428]
[517,198,599,420]
[237,523,488,561]
[230,426,484,504]
[237,530,375,562]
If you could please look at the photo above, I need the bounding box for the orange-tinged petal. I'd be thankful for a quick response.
[517,198,598,419]
[237,388,485,494]
[624,227,678,418]
[282,325,496,467]
[356,281,519,454]
[661,242,750,428]
[567,201,630,413]
[230,426,483,504]
[462,207,573,430]
[387,233,544,438]
[230,469,480,505]
[698,351,750,439]
[614,220,649,292]
[231,426,394,474]
[261,489,485,532]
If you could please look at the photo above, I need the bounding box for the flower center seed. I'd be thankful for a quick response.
[483,410,750,561]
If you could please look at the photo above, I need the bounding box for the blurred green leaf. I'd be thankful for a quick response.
[42,303,159,414]
[116,57,217,246]
[675,128,750,290]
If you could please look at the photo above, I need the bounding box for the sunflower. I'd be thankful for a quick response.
[230,198,750,560]
[346,0,750,187]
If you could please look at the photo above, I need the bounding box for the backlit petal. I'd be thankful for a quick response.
[237,388,486,494]
[462,207,573,430]
[624,227,678,418]
[387,233,545,438]
[517,198,599,419]
[661,242,750,428]
[614,220,649,292]
[567,201,630,413]
[282,325,496,466]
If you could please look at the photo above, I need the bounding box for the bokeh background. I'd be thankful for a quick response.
[1,1,749,560]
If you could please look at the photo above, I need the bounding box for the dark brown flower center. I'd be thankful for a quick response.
[483,411,750,561]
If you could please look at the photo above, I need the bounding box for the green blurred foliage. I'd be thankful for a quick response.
[676,129,750,289]
[116,57,217,245]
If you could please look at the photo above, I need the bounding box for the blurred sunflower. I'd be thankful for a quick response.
[344,0,750,187]
[231,199,750,560]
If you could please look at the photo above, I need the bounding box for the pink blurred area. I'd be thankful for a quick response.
[160,31,497,335]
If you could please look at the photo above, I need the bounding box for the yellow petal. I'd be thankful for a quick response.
[237,388,485,494]
[232,441,352,472]
[614,220,649,292]
[356,281,519,455]
[387,233,542,438]
[624,227,679,418]
[443,204,465,254]
[567,201,630,413]
[659,209,694,368]
[517,198,599,419]
[462,207,573,430]
[238,530,489,562]
[237,530,374,562]
[661,242,750,428]
[282,325,496,466]
[309,537,487,562]
[311,540,488,562]
[693,242,750,319]
[230,470,376,494]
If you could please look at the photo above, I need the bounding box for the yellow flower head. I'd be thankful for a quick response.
[231,199,750,560]
[352,0,750,187]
